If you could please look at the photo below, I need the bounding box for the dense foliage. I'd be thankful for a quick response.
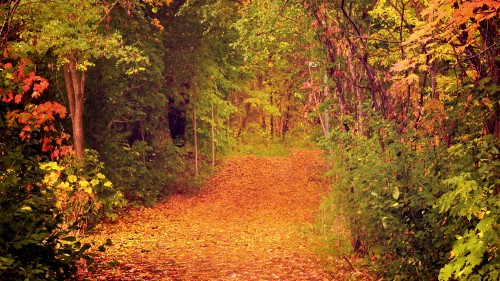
[0,55,113,280]
[2,0,499,279]
[295,0,500,279]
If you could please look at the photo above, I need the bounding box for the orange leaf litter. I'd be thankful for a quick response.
[80,150,369,280]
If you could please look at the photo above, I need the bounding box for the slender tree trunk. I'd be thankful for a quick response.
[211,95,215,171]
[282,92,292,142]
[140,119,146,165]
[193,92,198,177]
[63,52,85,158]
[237,102,251,141]
[270,92,274,137]
[323,74,329,136]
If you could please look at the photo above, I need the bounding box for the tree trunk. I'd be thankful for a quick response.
[237,102,251,141]
[282,92,292,142]
[270,92,274,137]
[63,52,85,159]
[193,91,199,177]
[211,95,215,171]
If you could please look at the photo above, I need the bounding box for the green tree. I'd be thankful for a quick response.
[11,0,148,158]
[232,0,319,142]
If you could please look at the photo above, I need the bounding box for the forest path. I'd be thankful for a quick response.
[83,150,354,280]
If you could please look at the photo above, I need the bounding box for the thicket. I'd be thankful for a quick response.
[322,127,499,279]
[0,55,120,280]
[3,0,498,279]
[302,0,500,279]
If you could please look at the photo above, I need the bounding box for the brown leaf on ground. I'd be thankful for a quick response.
[80,150,371,280]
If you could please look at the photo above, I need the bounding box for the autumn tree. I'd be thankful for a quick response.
[0,52,95,280]
[293,0,500,279]
[9,0,150,158]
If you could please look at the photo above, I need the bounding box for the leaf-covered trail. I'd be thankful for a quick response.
[83,150,353,280]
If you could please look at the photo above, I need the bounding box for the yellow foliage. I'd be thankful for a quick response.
[68,174,77,183]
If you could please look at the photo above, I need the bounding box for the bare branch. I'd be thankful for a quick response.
[97,0,120,26]
[340,0,365,47]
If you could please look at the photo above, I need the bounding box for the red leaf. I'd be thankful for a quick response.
[14,94,23,103]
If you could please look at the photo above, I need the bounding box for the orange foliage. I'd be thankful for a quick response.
[1,56,72,159]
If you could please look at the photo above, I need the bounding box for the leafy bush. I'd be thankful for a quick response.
[100,139,189,205]
[0,138,120,280]
[0,54,116,280]
[0,136,94,280]
[438,136,500,280]
[320,129,466,280]
[40,150,126,227]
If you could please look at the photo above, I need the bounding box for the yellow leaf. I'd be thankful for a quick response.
[20,206,32,212]
[68,175,77,183]
[91,178,100,187]
[405,74,420,85]
[104,181,113,187]
[391,59,416,73]
[79,180,89,187]
[59,181,70,190]
[84,186,93,195]
[40,161,60,171]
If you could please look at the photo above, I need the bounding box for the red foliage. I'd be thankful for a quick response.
[1,55,73,159]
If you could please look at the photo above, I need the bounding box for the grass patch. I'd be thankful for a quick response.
[312,193,352,257]
[228,133,319,157]
[228,142,291,157]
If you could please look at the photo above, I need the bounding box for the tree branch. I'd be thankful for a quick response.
[97,0,120,26]
[340,0,365,47]
[0,0,21,50]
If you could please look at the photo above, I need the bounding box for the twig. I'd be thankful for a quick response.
[343,256,356,271]
[340,0,365,47]
[352,36,400,44]
[97,0,120,26]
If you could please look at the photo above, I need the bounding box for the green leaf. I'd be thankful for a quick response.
[62,236,76,242]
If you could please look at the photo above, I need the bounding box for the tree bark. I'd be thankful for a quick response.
[193,91,199,177]
[63,52,85,158]
[210,95,215,171]
[237,102,251,141]
[270,92,274,137]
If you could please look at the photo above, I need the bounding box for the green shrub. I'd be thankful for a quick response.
[101,139,188,205]
[0,139,96,280]
[320,129,463,280]
[438,136,500,280]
